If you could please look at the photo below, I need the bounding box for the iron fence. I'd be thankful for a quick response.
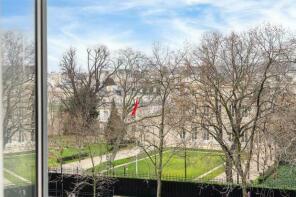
[48,167,296,191]
[48,171,296,197]
[49,167,229,183]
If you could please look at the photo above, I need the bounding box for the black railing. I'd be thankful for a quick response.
[48,172,296,197]
[48,167,296,190]
[49,167,229,183]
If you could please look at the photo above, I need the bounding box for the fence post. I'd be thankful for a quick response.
[61,168,64,197]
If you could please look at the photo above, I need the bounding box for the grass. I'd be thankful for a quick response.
[4,153,36,186]
[100,149,225,180]
[48,143,109,167]
[4,171,29,187]
[259,165,296,190]
[48,134,136,167]
[91,150,159,173]
[202,165,225,180]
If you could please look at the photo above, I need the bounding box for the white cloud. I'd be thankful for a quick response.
[182,0,296,32]
[48,0,296,71]
[48,17,147,71]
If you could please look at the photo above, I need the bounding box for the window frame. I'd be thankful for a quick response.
[35,0,48,196]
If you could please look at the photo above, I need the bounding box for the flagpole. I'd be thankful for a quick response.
[135,114,138,176]
[136,139,138,175]
[132,115,138,176]
[131,99,139,176]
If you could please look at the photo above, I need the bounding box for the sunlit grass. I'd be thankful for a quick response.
[4,153,36,185]
[96,149,225,180]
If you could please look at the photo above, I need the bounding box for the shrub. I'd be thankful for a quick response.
[257,163,277,184]
[57,152,89,163]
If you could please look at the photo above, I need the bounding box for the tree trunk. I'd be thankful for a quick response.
[156,99,165,197]
[269,144,272,161]
[263,144,268,172]
[156,149,163,197]
[256,148,260,172]
[156,135,164,197]
[241,177,248,197]
[241,185,248,197]
[156,171,162,197]
[225,154,233,183]
[93,177,96,197]
[184,147,187,179]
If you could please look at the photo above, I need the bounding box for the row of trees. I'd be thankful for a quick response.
[52,24,296,197]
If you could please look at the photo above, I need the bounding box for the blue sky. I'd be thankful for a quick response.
[2,0,296,71]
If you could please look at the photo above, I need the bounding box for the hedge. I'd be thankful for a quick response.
[57,152,89,163]
[257,163,277,184]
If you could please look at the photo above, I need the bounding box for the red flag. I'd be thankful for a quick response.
[131,99,139,117]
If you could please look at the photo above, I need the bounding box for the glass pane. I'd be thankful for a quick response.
[1,0,36,196]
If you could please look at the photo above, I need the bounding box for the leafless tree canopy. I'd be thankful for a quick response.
[187,25,296,196]
[1,31,35,148]
[58,46,118,134]
[52,24,296,197]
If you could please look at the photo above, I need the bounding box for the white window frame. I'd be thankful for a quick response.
[36,0,48,196]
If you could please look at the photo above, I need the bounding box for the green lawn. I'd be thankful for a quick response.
[260,165,296,190]
[49,135,111,167]
[105,149,225,180]
[4,153,36,186]
[91,150,159,173]
[202,165,225,180]
[48,143,109,167]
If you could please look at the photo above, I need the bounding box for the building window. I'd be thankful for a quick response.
[241,131,248,142]
[132,124,137,132]
[192,127,197,140]
[194,106,197,115]
[241,106,249,117]
[180,130,186,139]
[228,133,233,141]
[104,110,109,121]
[149,86,154,94]
[230,104,235,116]
[218,104,222,114]
[115,89,122,96]
[204,105,210,116]
[156,87,161,94]
[142,87,148,94]
[202,126,210,141]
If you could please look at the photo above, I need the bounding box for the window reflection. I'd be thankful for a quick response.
[1,0,36,196]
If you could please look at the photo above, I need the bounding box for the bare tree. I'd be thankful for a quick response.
[114,48,148,125]
[268,83,296,166]
[104,99,125,169]
[58,46,118,134]
[188,25,295,197]
[57,46,121,196]
[69,170,114,197]
[48,79,65,136]
[84,132,114,197]
[102,48,148,166]
[1,31,35,148]
[172,81,196,179]
[57,112,114,197]
[137,44,186,197]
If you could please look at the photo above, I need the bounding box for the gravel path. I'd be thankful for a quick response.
[62,147,141,171]
[195,163,224,180]
[214,154,274,182]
